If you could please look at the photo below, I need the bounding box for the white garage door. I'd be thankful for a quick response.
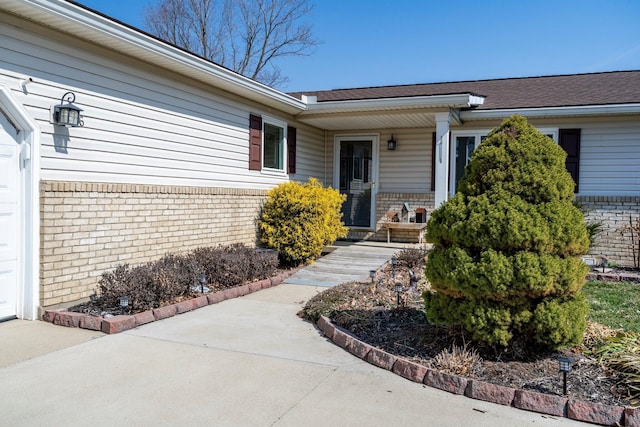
[0,111,19,320]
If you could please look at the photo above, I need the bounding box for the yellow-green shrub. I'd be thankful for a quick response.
[260,178,348,264]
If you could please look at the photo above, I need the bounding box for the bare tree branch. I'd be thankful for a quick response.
[143,0,317,87]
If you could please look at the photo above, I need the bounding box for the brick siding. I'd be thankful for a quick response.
[578,196,640,268]
[347,193,639,269]
[39,181,267,309]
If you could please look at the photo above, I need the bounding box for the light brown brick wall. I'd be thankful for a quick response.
[578,195,640,267]
[40,181,267,309]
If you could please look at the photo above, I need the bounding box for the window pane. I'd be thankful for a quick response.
[264,123,284,169]
[455,136,476,188]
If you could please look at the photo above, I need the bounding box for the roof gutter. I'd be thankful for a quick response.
[460,103,640,120]
[299,93,485,114]
[4,0,307,114]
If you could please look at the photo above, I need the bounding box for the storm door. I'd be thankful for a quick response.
[335,137,377,228]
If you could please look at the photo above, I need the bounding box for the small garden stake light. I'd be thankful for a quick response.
[369,270,376,284]
[391,256,397,279]
[199,273,207,293]
[119,295,129,315]
[395,282,403,306]
[558,356,572,395]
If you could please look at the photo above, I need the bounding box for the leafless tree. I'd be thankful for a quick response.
[143,0,317,87]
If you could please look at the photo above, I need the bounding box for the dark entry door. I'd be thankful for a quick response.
[339,139,373,227]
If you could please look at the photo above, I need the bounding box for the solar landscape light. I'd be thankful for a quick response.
[119,295,129,314]
[558,356,573,395]
[395,282,403,306]
[369,270,376,283]
[199,273,207,293]
[391,256,398,278]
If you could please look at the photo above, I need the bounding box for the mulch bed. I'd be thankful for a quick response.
[301,262,635,408]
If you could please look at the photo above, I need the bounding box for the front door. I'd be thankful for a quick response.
[0,111,20,320]
[335,136,378,228]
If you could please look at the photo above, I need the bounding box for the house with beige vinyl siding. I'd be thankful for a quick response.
[0,0,638,321]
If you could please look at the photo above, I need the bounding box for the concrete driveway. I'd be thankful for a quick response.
[0,284,589,427]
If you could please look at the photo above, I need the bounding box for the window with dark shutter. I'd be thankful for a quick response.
[559,129,581,193]
[287,126,296,174]
[249,114,262,171]
[431,131,436,191]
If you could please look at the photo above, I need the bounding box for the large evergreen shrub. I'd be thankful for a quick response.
[260,178,348,264]
[424,115,590,349]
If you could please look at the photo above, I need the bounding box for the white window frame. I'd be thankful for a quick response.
[261,115,287,174]
[449,127,558,195]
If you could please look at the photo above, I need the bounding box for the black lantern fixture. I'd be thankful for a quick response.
[391,256,398,279]
[119,295,129,314]
[52,91,83,127]
[387,134,397,151]
[558,356,572,395]
[199,273,207,293]
[395,282,403,306]
[369,270,376,284]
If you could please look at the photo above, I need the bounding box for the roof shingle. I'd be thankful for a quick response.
[289,71,640,110]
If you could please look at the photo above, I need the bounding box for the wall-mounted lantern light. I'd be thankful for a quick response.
[51,91,83,127]
[387,134,397,150]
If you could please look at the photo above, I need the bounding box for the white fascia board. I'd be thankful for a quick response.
[460,104,640,120]
[6,0,306,114]
[299,93,485,114]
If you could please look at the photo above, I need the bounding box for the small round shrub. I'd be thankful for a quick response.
[424,115,589,349]
[260,177,348,264]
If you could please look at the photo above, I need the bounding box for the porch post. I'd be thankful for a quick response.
[434,111,451,207]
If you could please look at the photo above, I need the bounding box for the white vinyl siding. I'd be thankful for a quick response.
[0,12,320,190]
[290,125,326,183]
[579,121,640,196]
[376,129,432,193]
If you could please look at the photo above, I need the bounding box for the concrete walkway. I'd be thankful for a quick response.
[0,284,587,426]
[285,240,409,287]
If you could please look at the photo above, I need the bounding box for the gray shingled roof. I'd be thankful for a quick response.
[289,71,640,110]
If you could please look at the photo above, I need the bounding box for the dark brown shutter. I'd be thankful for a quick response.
[431,132,436,191]
[559,129,581,193]
[249,114,262,171]
[287,126,297,174]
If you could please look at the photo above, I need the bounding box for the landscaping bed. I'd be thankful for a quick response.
[44,268,298,334]
[300,258,640,413]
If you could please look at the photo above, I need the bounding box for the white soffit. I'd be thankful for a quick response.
[294,94,482,130]
[3,0,306,115]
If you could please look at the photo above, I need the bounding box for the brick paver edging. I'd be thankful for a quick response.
[316,316,639,427]
[42,269,299,334]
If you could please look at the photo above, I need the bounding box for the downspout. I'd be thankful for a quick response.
[324,130,328,186]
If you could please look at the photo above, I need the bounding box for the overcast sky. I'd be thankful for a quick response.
[77,0,640,92]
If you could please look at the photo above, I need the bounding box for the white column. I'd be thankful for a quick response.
[434,111,451,208]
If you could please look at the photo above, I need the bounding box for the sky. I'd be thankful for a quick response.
[76,0,640,92]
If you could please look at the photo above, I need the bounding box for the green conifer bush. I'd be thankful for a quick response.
[260,178,348,264]
[424,115,590,348]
